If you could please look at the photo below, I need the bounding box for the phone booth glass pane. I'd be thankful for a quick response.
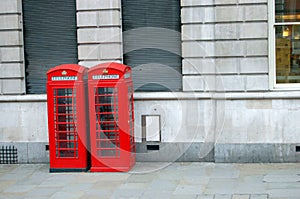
[53,88,78,158]
[94,87,120,158]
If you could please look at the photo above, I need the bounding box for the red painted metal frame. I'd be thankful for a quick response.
[47,64,89,172]
[88,62,135,172]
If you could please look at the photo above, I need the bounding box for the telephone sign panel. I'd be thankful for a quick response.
[88,62,135,172]
[47,64,89,172]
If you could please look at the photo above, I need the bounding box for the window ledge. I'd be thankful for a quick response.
[0,94,47,102]
[134,91,300,100]
[1,91,300,102]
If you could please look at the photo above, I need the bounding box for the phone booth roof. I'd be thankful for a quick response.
[88,62,131,78]
[89,62,130,73]
[47,64,87,82]
[47,64,86,75]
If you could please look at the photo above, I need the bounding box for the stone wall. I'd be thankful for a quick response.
[181,0,269,92]
[214,94,300,163]
[134,92,300,162]
[0,0,25,94]
[77,0,122,67]
[0,95,48,163]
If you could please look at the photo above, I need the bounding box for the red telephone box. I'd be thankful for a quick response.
[47,64,89,172]
[88,62,135,172]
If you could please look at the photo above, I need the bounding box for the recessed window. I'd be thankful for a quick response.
[23,1,78,94]
[273,0,300,85]
[121,0,182,91]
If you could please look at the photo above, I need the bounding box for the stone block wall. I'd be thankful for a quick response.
[181,0,269,92]
[0,0,25,94]
[0,95,48,163]
[215,97,300,163]
[76,0,122,67]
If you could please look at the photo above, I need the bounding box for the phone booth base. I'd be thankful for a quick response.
[90,151,135,172]
[47,64,89,172]
[88,62,136,172]
[90,167,134,172]
[90,164,135,172]
[50,168,89,173]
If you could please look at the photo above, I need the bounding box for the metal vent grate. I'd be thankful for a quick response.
[0,146,18,164]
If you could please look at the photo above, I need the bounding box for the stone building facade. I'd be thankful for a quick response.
[0,0,299,163]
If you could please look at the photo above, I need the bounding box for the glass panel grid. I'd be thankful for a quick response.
[53,88,78,158]
[94,87,120,157]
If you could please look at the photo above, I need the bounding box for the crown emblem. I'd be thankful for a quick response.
[103,69,108,74]
[61,70,67,75]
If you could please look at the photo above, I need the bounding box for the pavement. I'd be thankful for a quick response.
[0,162,299,199]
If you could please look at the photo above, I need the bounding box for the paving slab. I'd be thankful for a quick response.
[205,178,238,195]
[268,188,300,198]
[0,163,299,198]
[250,194,269,199]
[263,174,300,183]
[232,194,250,199]
[214,194,232,199]
[24,187,61,198]
[196,194,214,199]
[140,191,174,199]
[173,184,204,195]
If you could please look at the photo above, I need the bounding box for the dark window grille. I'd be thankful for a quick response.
[122,0,182,92]
[0,146,18,164]
[23,0,78,94]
